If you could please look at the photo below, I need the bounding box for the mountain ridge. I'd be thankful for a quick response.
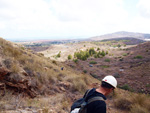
[89,31,150,41]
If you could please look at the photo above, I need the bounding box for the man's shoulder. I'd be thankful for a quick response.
[87,99,106,113]
[86,88,106,100]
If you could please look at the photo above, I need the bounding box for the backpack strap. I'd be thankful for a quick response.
[87,96,104,104]
[84,89,93,99]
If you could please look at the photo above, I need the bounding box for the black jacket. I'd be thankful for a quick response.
[85,88,107,113]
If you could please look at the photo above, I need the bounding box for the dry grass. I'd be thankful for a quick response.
[130,104,149,113]
[10,62,21,73]
[21,93,71,112]
[114,89,150,113]
[0,91,17,110]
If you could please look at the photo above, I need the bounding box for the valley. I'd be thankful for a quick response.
[34,38,150,94]
[1,32,150,113]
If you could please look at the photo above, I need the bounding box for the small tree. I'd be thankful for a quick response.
[68,54,72,60]
[101,50,105,57]
[89,48,96,56]
[56,51,61,58]
[97,48,100,51]
[73,59,78,63]
[117,44,121,48]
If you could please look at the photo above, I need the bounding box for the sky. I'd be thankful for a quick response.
[0,0,150,41]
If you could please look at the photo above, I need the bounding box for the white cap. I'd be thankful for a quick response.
[102,75,117,88]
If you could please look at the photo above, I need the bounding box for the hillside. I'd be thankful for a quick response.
[36,38,150,94]
[65,41,150,94]
[0,37,150,113]
[0,37,97,112]
[89,31,150,41]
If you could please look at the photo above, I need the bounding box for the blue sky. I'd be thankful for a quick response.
[0,0,150,40]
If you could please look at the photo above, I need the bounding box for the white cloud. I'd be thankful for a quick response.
[51,0,127,23]
[0,0,131,39]
[124,0,150,33]
[50,0,128,36]
[137,0,150,19]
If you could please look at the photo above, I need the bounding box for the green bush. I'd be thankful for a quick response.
[122,53,128,56]
[74,48,107,61]
[97,48,100,51]
[101,65,109,68]
[134,55,143,59]
[119,84,133,91]
[89,48,96,56]
[74,50,89,60]
[56,51,61,58]
[68,54,72,60]
[89,61,97,64]
[106,51,108,54]
[101,50,105,56]
[105,59,110,62]
[83,70,87,73]
[73,59,78,63]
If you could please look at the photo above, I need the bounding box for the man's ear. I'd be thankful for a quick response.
[109,88,114,92]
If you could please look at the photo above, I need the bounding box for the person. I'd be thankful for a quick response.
[85,75,117,113]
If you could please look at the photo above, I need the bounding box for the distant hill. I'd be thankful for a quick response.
[89,31,150,41]
[101,37,145,45]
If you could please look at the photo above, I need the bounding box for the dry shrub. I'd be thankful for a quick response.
[114,96,132,111]
[63,70,97,93]
[130,104,149,113]
[42,107,49,113]
[3,44,22,58]
[81,74,91,85]
[114,90,150,112]
[10,62,21,73]
[71,77,87,93]
[17,54,28,65]
[130,93,150,112]
[3,58,12,69]
[131,94,147,106]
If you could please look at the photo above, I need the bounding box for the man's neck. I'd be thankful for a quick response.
[96,87,107,96]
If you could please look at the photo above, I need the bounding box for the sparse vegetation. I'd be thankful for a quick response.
[74,48,107,61]
[134,55,143,59]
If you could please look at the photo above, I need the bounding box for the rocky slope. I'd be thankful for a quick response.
[0,37,96,112]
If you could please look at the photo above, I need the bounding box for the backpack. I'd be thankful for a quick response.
[70,89,104,113]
